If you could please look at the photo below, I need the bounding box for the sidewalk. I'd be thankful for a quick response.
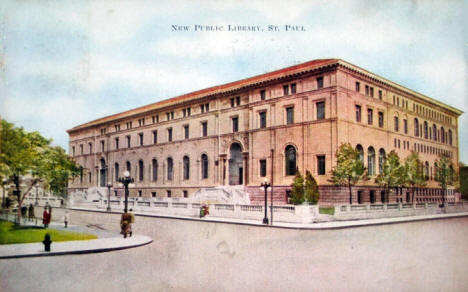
[75,206,468,230]
[0,219,153,259]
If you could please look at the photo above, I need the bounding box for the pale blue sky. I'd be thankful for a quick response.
[1,0,467,162]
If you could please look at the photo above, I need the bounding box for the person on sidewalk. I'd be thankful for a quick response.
[28,204,34,221]
[120,211,131,238]
[63,210,69,228]
[21,205,27,223]
[42,206,50,228]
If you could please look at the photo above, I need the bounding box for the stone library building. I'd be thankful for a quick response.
[67,59,462,205]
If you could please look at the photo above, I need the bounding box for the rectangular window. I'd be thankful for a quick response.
[182,108,186,117]
[187,108,191,116]
[115,124,121,131]
[153,130,158,144]
[283,85,289,95]
[367,108,373,125]
[355,105,361,122]
[89,143,93,154]
[316,101,325,120]
[139,133,144,146]
[138,190,142,197]
[202,121,208,137]
[236,96,241,106]
[355,82,360,92]
[317,77,324,89]
[365,85,369,96]
[115,138,119,150]
[291,83,297,94]
[184,125,189,139]
[230,98,235,107]
[317,156,326,175]
[152,115,159,123]
[72,146,75,156]
[370,87,374,97]
[126,136,131,148]
[259,160,267,177]
[205,103,209,112]
[232,117,239,133]
[100,141,105,152]
[167,190,171,198]
[200,104,205,113]
[152,192,156,198]
[80,144,83,155]
[260,90,266,100]
[378,112,384,128]
[171,111,174,119]
[286,107,294,124]
[183,190,188,198]
[378,90,382,100]
[403,119,408,134]
[259,112,267,128]
[394,116,399,132]
[168,128,173,142]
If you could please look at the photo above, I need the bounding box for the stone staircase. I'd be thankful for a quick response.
[192,186,251,204]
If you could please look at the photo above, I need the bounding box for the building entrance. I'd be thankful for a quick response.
[229,143,243,185]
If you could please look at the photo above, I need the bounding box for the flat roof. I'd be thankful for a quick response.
[68,58,463,133]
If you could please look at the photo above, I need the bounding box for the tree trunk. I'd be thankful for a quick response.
[15,180,38,225]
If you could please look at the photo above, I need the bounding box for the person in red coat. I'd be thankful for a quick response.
[43,207,51,228]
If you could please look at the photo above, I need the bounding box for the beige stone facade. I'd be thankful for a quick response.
[68,59,462,205]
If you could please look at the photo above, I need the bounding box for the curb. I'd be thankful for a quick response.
[70,207,468,230]
[0,236,153,260]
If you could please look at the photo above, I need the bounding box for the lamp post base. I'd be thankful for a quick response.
[262,218,269,224]
[106,207,111,212]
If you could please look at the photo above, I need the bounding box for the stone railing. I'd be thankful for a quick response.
[334,202,468,220]
[88,197,319,224]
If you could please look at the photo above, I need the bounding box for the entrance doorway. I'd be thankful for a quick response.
[100,158,107,187]
[229,143,243,185]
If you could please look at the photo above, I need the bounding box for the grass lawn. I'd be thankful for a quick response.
[0,220,97,244]
[319,207,335,215]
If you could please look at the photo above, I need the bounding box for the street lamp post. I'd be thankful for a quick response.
[35,185,39,206]
[106,182,112,212]
[260,179,271,225]
[118,171,133,213]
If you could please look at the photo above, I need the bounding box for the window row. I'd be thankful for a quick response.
[355,81,382,101]
[414,143,453,158]
[110,154,210,183]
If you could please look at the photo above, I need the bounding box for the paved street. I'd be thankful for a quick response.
[1,212,467,292]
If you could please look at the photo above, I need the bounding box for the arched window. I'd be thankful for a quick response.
[434,162,438,181]
[201,154,208,179]
[115,163,119,181]
[448,129,452,145]
[414,118,419,136]
[379,149,386,174]
[432,124,437,141]
[367,147,376,176]
[424,161,429,179]
[356,144,364,162]
[167,157,173,181]
[424,121,428,139]
[138,160,144,181]
[183,156,190,180]
[285,145,297,175]
[152,159,158,181]
[126,161,131,173]
[441,127,445,143]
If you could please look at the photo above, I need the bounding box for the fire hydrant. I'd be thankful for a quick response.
[43,233,52,252]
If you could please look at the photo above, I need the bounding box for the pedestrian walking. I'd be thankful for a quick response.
[21,205,27,223]
[42,206,51,228]
[120,211,131,238]
[28,204,34,221]
[64,210,69,228]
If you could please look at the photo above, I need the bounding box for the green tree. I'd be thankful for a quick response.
[290,170,304,205]
[304,170,319,204]
[404,152,427,202]
[375,150,406,203]
[435,154,457,205]
[329,143,367,204]
[0,120,80,223]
